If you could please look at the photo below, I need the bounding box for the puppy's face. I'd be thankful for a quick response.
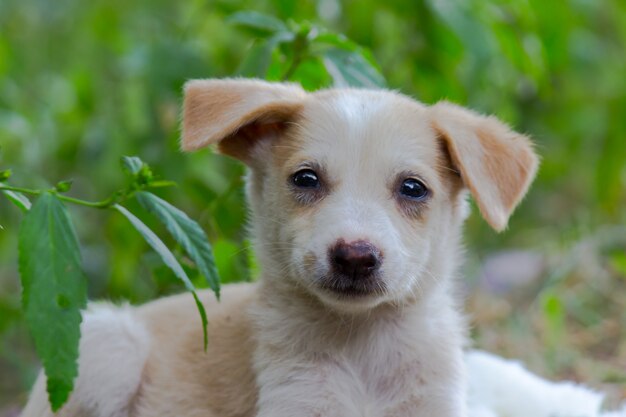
[260,91,462,311]
[182,80,538,312]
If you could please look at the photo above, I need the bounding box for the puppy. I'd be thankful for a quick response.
[21,79,538,417]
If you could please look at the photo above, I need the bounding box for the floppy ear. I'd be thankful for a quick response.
[181,78,306,163]
[430,102,539,232]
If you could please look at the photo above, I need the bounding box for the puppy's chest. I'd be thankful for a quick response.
[320,343,427,414]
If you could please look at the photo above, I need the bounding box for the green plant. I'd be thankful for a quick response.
[0,156,219,410]
[229,10,385,88]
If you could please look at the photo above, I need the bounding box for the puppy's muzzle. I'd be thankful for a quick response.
[320,240,385,298]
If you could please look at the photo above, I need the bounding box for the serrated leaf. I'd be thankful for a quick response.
[121,156,144,175]
[114,203,209,348]
[135,191,220,298]
[18,193,87,411]
[322,48,386,88]
[228,11,288,36]
[1,183,31,212]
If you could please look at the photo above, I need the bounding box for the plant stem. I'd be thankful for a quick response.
[56,195,115,208]
[281,54,303,81]
[0,185,41,195]
[0,185,117,209]
[281,32,308,81]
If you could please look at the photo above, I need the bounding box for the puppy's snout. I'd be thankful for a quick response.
[330,240,382,279]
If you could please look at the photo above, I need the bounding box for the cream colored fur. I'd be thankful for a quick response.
[21,79,539,417]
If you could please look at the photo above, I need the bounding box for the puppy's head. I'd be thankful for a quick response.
[182,79,538,312]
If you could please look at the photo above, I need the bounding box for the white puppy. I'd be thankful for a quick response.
[22,79,538,417]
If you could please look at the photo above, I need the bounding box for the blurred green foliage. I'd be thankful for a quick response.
[1,0,625,409]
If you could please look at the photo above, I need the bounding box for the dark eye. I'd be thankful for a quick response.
[399,178,429,200]
[292,169,320,189]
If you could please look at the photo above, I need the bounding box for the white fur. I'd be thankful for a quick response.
[21,304,151,417]
[23,318,625,417]
[466,350,626,417]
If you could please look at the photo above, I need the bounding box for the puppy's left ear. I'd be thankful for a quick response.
[181,78,306,163]
[430,102,539,232]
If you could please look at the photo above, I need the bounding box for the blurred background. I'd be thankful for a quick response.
[1,0,625,413]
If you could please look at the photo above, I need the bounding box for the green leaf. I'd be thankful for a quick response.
[237,40,277,78]
[322,48,386,88]
[55,180,73,193]
[114,203,209,348]
[425,0,494,60]
[542,291,565,348]
[121,155,144,175]
[313,32,358,51]
[3,190,32,211]
[121,156,154,186]
[18,193,87,411]
[285,56,332,90]
[136,164,154,185]
[1,183,31,212]
[0,169,11,181]
[228,11,288,36]
[237,32,294,78]
[135,191,220,299]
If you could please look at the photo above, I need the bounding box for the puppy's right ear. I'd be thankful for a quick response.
[430,102,539,232]
[181,78,306,163]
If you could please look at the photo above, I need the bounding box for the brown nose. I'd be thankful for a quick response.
[330,240,382,279]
